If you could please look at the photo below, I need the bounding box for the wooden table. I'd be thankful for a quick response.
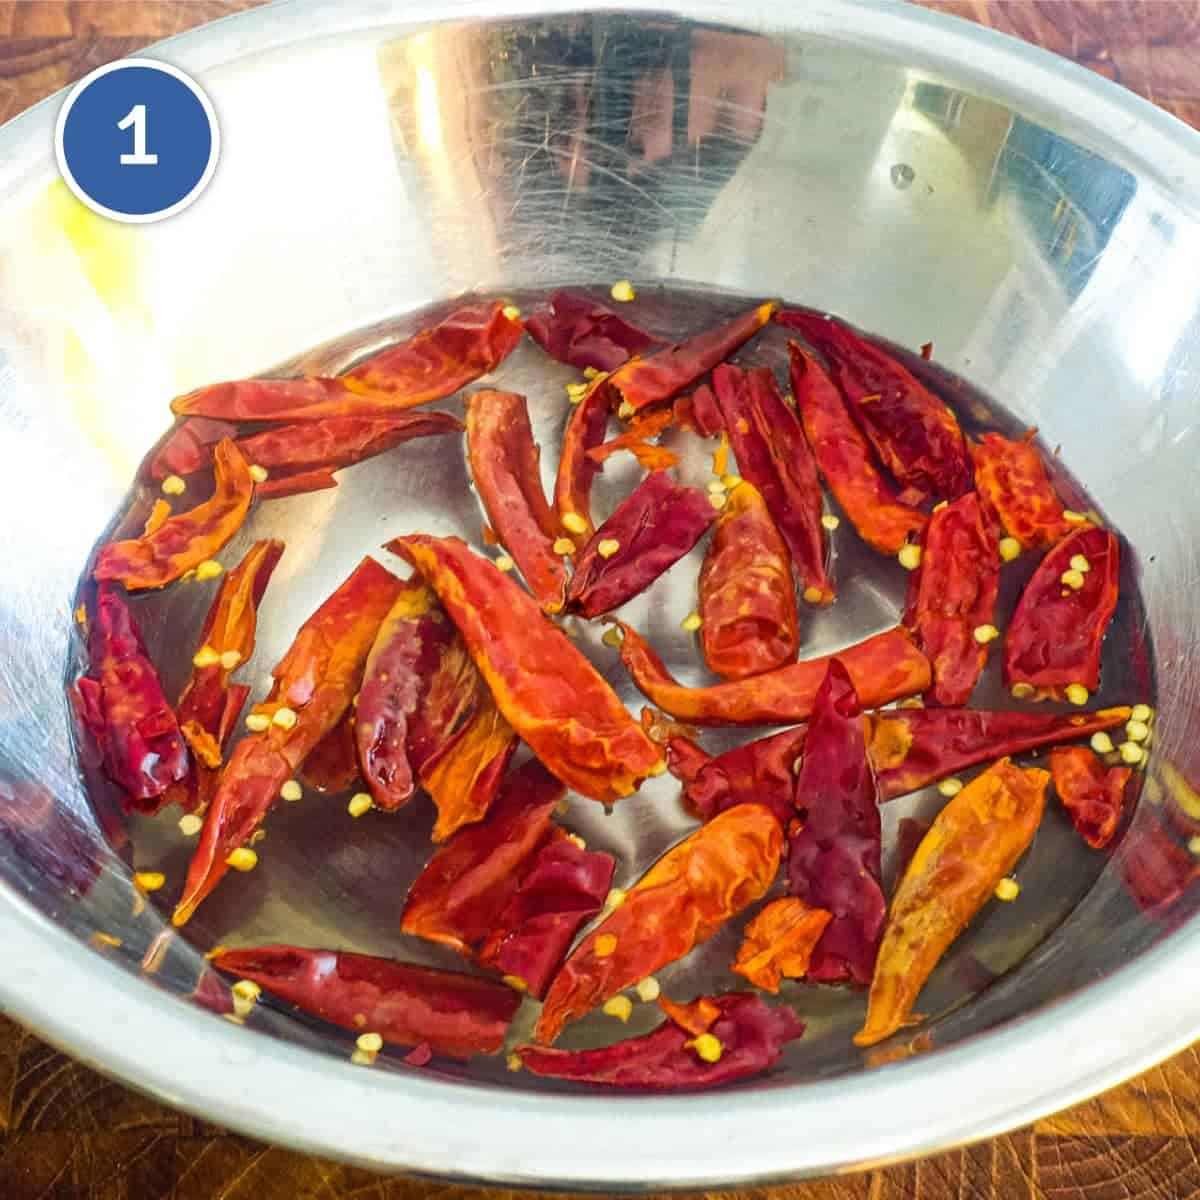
[3,1,1200,1196]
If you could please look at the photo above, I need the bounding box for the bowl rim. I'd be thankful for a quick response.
[3,0,1200,1186]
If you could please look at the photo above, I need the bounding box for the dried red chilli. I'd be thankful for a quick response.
[667,726,806,826]
[607,301,778,416]
[777,309,972,503]
[673,383,723,437]
[213,945,520,1059]
[94,439,255,590]
[389,534,664,803]
[732,898,832,992]
[149,417,237,480]
[866,705,1132,800]
[525,289,664,371]
[788,659,885,986]
[566,471,716,618]
[466,390,567,612]
[535,804,782,1043]
[1003,525,1120,700]
[789,343,927,555]
[402,758,613,997]
[1050,746,1130,850]
[171,302,523,421]
[699,480,799,679]
[587,408,677,471]
[970,430,1073,550]
[612,620,931,726]
[553,379,611,544]
[173,557,404,926]
[712,363,831,603]
[902,492,999,706]
[517,993,804,1089]
[72,586,189,811]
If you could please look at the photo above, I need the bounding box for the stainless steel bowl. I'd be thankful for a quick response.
[4,0,1200,1186]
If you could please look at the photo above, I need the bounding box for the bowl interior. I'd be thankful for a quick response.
[2,0,1200,1184]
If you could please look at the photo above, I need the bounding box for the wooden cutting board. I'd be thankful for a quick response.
[2,1,1199,1196]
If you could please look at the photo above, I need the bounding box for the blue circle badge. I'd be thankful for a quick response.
[55,59,219,224]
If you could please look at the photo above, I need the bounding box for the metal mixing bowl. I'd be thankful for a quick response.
[4,0,1200,1186]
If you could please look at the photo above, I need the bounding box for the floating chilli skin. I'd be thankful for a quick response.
[466,390,567,612]
[387,534,663,803]
[855,758,1048,1047]
[789,342,927,555]
[525,289,664,372]
[213,945,521,1059]
[970,431,1075,550]
[777,309,972,504]
[607,301,778,415]
[613,620,931,726]
[902,492,1000,707]
[699,480,799,680]
[1003,526,1120,700]
[171,302,523,420]
[518,993,804,1089]
[732,898,833,993]
[712,363,831,603]
[94,439,255,590]
[566,471,716,618]
[535,804,782,1043]
[173,557,404,926]
[788,659,885,987]
[1050,745,1131,850]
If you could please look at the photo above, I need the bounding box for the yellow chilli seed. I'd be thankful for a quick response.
[994,878,1020,901]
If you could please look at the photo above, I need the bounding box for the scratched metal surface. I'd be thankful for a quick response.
[1,0,1200,1188]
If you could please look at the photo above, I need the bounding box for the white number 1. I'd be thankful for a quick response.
[117,104,158,165]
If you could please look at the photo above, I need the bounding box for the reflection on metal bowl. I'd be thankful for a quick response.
[1,0,1200,1187]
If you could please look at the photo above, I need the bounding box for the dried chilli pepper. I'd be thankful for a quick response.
[902,491,999,706]
[388,534,663,803]
[518,993,803,1089]
[72,586,189,811]
[713,363,831,603]
[535,803,782,1043]
[1050,746,1130,850]
[566,471,716,618]
[173,557,404,925]
[356,579,458,810]
[1003,526,1120,700]
[587,408,677,471]
[778,310,972,503]
[466,390,567,612]
[171,302,522,421]
[299,711,360,794]
[699,481,798,679]
[855,758,1048,1046]
[673,383,723,437]
[149,417,237,480]
[402,758,613,997]
[733,898,833,992]
[153,414,461,486]
[213,945,520,1058]
[607,301,778,416]
[553,379,610,544]
[355,578,517,836]
[526,289,663,372]
[867,705,1131,800]
[176,539,284,770]
[789,343,927,554]
[94,439,255,590]
[255,468,338,500]
[788,659,884,986]
[668,726,806,826]
[612,620,930,726]
[970,431,1073,550]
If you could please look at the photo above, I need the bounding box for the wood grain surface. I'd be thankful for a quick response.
[2,1,1200,1197]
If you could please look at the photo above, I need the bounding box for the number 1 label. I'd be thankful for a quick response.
[117,104,158,165]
